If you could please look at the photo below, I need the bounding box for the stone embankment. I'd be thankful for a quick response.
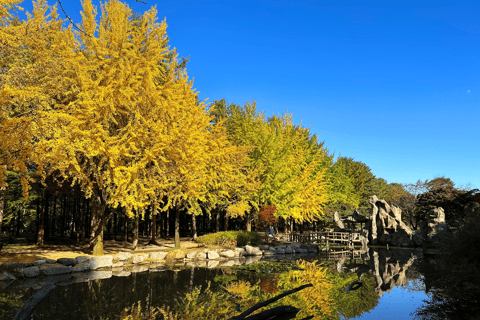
[0,244,319,287]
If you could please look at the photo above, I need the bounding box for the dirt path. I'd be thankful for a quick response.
[0,237,202,264]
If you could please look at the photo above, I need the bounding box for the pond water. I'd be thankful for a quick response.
[1,248,432,319]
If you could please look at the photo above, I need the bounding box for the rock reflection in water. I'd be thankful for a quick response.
[329,247,422,297]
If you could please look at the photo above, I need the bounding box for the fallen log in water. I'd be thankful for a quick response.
[13,283,55,320]
[228,283,313,320]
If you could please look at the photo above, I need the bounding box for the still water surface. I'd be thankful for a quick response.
[1,248,430,319]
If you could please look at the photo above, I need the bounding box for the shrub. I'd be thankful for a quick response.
[197,231,262,247]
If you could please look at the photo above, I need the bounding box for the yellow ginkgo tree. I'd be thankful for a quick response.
[211,100,332,227]
[24,0,208,254]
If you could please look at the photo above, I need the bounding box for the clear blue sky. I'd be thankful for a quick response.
[17,0,480,189]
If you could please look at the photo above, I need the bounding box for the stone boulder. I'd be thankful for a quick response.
[89,255,113,270]
[72,262,91,272]
[275,248,286,254]
[115,252,132,261]
[149,252,167,260]
[244,245,263,256]
[132,254,149,264]
[57,258,76,266]
[75,256,91,264]
[34,259,46,266]
[219,250,236,258]
[185,252,198,259]
[207,251,220,260]
[196,252,207,259]
[423,207,448,241]
[285,246,295,254]
[235,248,246,257]
[21,266,40,278]
[39,263,72,276]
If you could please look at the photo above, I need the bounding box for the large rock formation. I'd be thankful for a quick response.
[420,207,448,242]
[368,195,415,247]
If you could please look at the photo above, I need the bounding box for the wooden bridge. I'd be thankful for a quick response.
[317,248,367,260]
[283,231,366,248]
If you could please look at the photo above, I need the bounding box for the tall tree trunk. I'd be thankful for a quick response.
[132,215,139,250]
[81,198,87,243]
[50,196,56,239]
[166,208,170,239]
[61,194,67,238]
[89,188,107,256]
[35,198,40,238]
[71,195,77,240]
[192,213,197,241]
[113,207,117,241]
[0,185,5,234]
[174,206,180,248]
[149,206,158,245]
[76,195,81,242]
[124,216,128,245]
[215,210,220,233]
[224,214,229,231]
[245,216,252,232]
[157,211,162,239]
[0,165,5,233]
[16,208,22,237]
[37,189,48,246]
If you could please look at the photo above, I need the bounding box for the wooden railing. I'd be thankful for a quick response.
[285,231,365,248]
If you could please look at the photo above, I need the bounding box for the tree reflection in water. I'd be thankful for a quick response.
[0,248,429,319]
[157,260,379,320]
[413,214,480,320]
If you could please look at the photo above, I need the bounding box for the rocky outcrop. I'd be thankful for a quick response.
[421,207,448,242]
[369,195,415,247]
